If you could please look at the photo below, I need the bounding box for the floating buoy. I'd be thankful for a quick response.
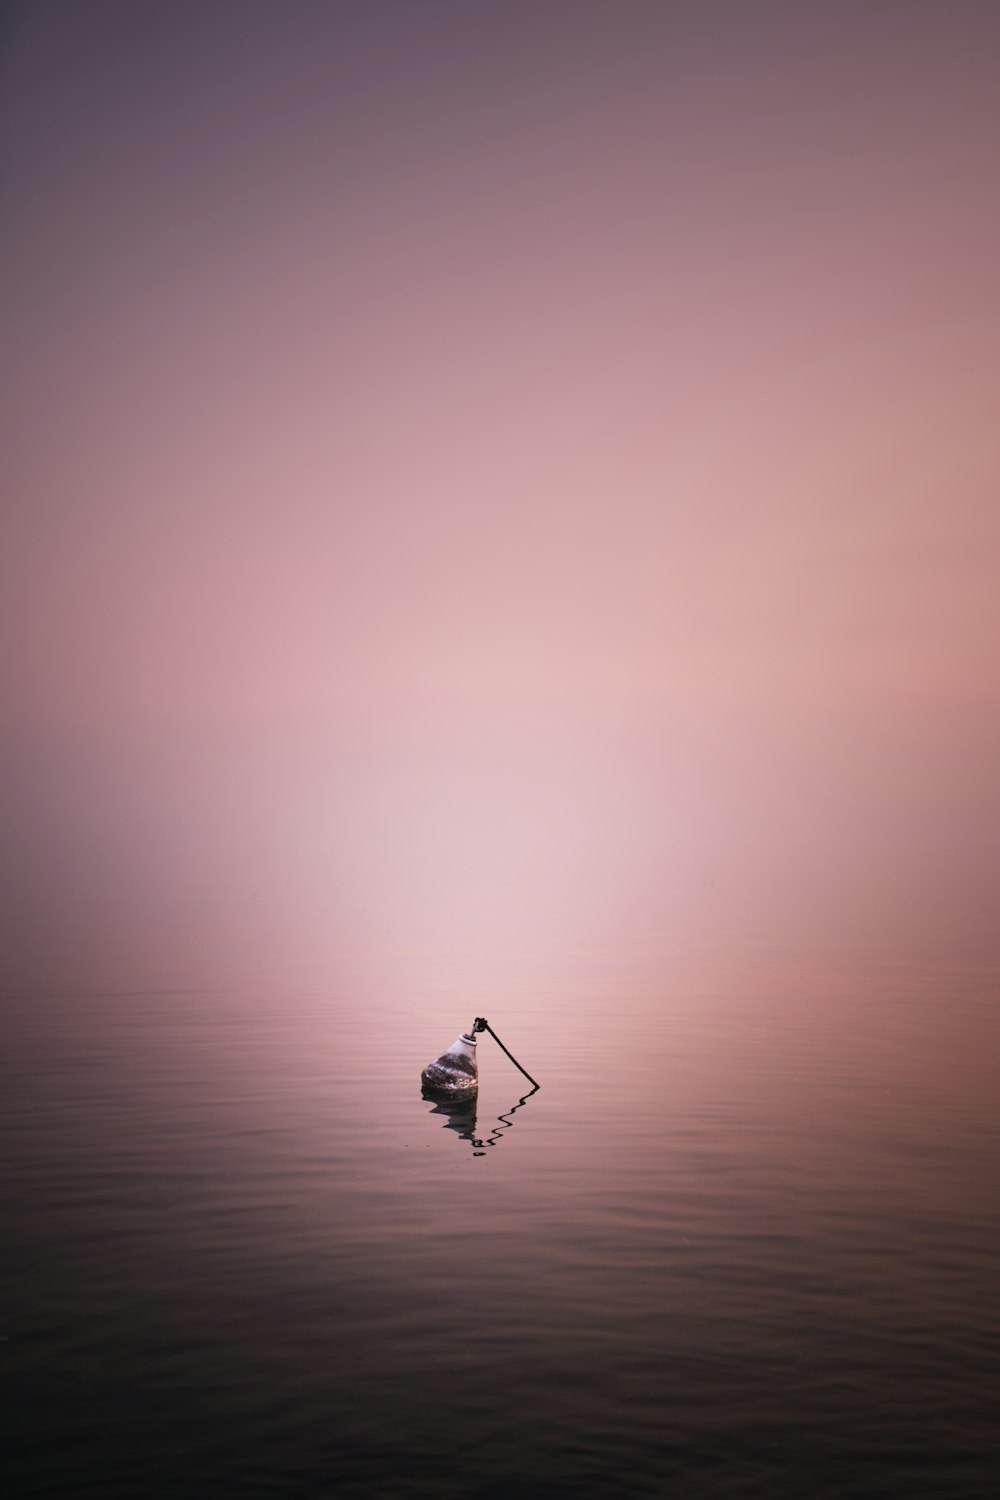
[420,1017,540,1099]
[421,1029,479,1100]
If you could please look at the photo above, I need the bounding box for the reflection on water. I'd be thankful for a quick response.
[422,1086,540,1156]
[4,949,999,1500]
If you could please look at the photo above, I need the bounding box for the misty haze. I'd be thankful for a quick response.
[3,3,998,1498]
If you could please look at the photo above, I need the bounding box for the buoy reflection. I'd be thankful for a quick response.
[421,1086,539,1156]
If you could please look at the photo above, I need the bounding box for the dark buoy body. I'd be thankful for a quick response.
[421,1031,479,1100]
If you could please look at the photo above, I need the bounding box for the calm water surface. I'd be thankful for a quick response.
[4,947,999,1498]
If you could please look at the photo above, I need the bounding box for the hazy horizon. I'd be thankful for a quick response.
[3,0,999,995]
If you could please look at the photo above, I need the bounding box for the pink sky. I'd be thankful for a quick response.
[2,2,999,988]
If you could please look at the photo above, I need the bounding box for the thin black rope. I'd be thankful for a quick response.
[472,1018,540,1089]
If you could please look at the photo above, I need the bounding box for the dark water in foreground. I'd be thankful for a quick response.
[4,949,999,1499]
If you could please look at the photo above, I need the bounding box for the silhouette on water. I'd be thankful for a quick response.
[6,973,999,1500]
[422,1086,539,1156]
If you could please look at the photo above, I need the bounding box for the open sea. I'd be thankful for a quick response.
[3,944,999,1499]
